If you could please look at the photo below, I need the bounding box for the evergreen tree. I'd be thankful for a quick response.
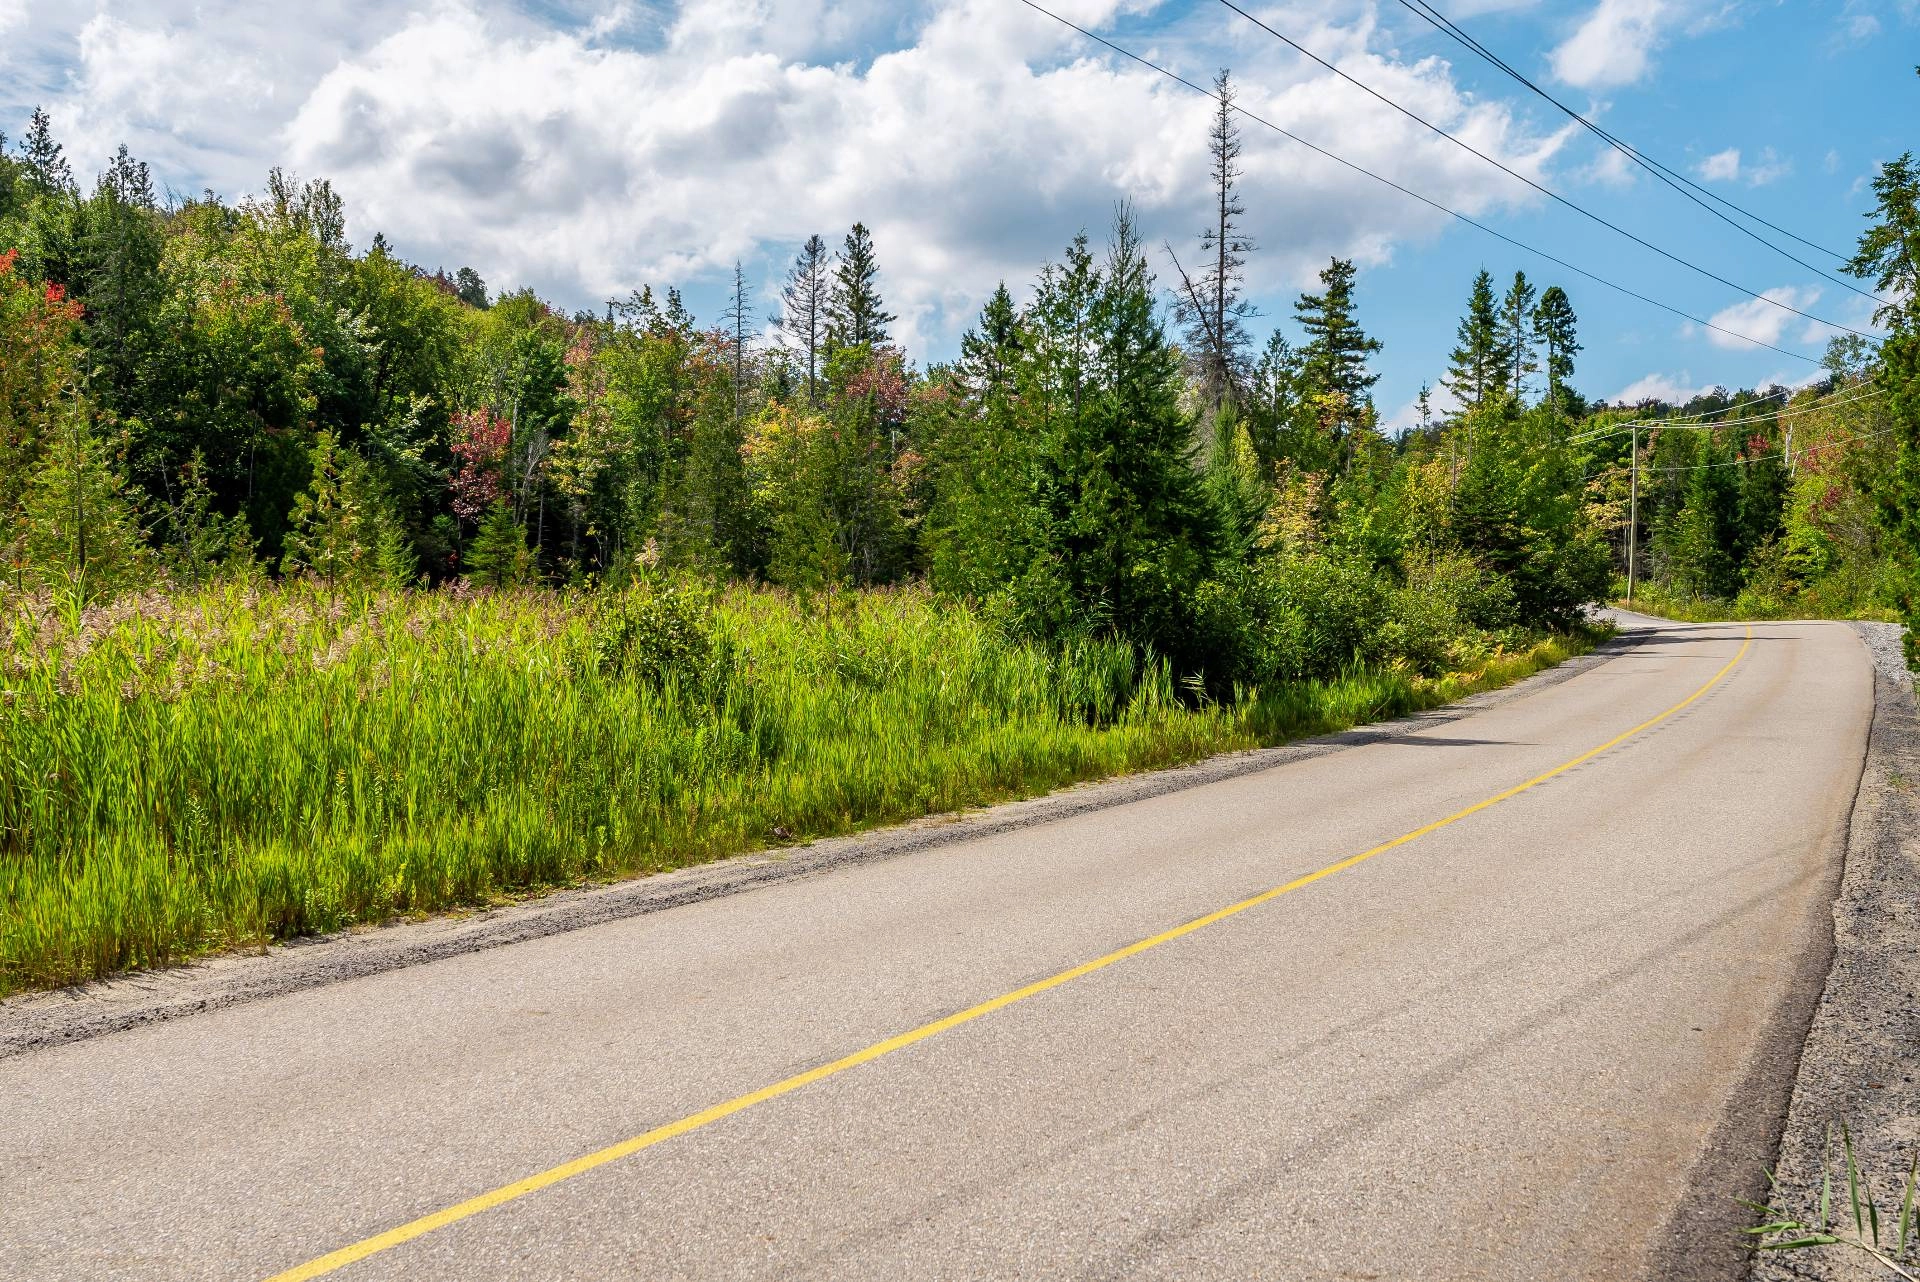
[164,450,256,584]
[1844,146,1920,660]
[76,157,166,417]
[826,223,895,351]
[927,282,1032,596]
[102,145,155,209]
[1533,285,1580,422]
[1204,399,1268,559]
[1501,271,1540,402]
[720,259,752,424]
[20,107,72,198]
[1170,69,1255,408]
[958,281,1022,397]
[465,500,535,587]
[1294,257,1381,448]
[1025,204,1222,664]
[20,401,152,601]
[281,432,385,588]
[1444,269,1508,415]
[453,267,489,309]
[775,234,830,404]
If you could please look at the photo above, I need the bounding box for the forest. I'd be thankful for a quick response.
[0,77,1916,992]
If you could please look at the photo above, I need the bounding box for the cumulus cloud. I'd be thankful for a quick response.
[13,0,1571,354]
[275,0,1567,350]
[1694,146,1789,186]
[1612,371,1711,404]
[1696,147,1740,182]
[1550,0,1668,89]
[1703,285,1822,351]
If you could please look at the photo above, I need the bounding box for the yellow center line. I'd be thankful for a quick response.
[266,623,1753,1282]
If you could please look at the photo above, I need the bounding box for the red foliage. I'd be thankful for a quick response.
[842,346,910,433]
[450,407,512,523]
[43,283,64,304]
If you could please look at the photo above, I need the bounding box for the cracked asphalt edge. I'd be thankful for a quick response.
[1747,622,1918,1282]
[0,624,1650,1062]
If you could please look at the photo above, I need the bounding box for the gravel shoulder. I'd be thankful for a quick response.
[1751,621,1920,1282]
[0,631,1627,1061]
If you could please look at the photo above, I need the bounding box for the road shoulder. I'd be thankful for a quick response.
[1750,623,1919,1282]
[0,629,1635,1062]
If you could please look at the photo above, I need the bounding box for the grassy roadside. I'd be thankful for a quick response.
[1614,584,1899,625]
[0,582,1599,997]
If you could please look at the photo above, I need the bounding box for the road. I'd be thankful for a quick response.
[0,616,1873,1281]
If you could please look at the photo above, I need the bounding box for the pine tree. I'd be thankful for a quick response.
[720,259,752,424]
[1026,203,1221,662]
[78,151,166,416]
[1844,146,1920,661]
[1170,69,1255,408]
[465,501,535,587]
[1204,399,1268,559]
[20,401,152,602]
[164,450,254,584]
[775,234,830,403]
[1444,269,1509,416]
[102,145,154,209]
[374,524,418,589]
[927,282,1031,596]
[281,432,383,588]
[958,282,1022,397]
[1501,271,1540,402]
[826,223,895,351]
[453,267,489,309]
[20,107,72,198]
[1294,257,1381,443]
[1533,285,1580,422]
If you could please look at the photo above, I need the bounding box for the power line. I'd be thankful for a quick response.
[1392,0,1880,306]
[1017,0,1828,365]
[1639,423,1900,473]
[1215,0,1879,341]
[1570,384,1884,443]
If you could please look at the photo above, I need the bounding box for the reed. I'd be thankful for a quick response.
[0,579,1589,996]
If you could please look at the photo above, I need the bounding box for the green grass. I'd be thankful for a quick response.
[0,580,1593,996]
[1616,582,1900,625]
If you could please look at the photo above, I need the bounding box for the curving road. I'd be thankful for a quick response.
[0,615,1873,1281]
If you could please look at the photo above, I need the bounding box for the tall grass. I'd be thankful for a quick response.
[0,580,1590,996]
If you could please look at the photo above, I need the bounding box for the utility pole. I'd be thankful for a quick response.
[1626,423,1638,605]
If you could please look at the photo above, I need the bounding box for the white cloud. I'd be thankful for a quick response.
[1697,147,1741,182]
[1693,145,1789,186]
[1550,0,1668,89]
[1703,285,1822,351]
[268,0,1568,351]
[1577,144,1637,187]
[7,0,1571,355]
[1613,371,1710,404]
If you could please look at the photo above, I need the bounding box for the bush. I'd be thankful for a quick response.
[591,579,732,696]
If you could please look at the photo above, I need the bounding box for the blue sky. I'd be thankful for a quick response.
[1,1,1914,425]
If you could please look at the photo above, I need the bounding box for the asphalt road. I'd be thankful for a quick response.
[0,616,1873,1281]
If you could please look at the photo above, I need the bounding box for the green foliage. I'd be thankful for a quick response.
[1294,256,1382,442]
[16,403,154,602]
[464,502,535,588]
[826,222,895,353]
[0,580,1593,994]
[280,431,399,589]
[591,579,727,695]
[1445,269,1508,417]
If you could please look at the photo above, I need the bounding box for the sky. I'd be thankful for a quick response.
[1,0,1915,427]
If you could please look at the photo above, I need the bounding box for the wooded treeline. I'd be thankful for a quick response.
[3,76,1917,675]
